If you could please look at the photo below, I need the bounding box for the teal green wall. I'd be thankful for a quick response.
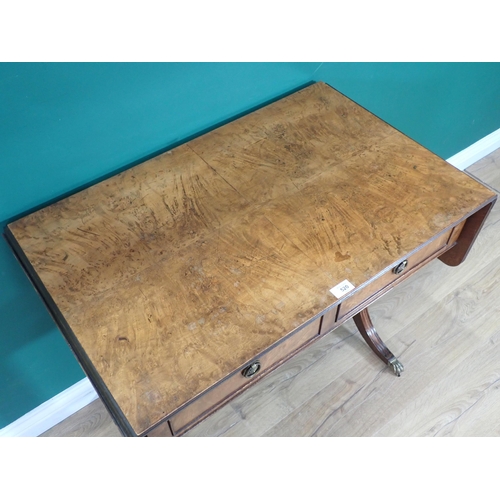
[315,63,500,159]
[1,63,499,428]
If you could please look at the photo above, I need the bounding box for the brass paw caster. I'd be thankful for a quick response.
[388,357,404,377]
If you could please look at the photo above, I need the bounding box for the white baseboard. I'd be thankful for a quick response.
[0,378,97,437]
[1,127,499,438]
[446,128,500,171]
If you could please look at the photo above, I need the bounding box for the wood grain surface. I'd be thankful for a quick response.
[9,82,496,436]
[42,148,500,437]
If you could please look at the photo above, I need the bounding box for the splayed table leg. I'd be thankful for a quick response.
[353,308,404,377]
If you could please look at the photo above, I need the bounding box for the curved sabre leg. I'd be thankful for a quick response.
[352,308,404,377]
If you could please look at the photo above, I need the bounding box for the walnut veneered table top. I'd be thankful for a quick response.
[6,82,496,435]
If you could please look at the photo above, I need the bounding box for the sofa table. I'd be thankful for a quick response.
[5,82,496,437]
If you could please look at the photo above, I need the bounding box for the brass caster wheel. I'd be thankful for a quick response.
[388,357,404,377]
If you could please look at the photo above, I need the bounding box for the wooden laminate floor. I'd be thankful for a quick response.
[41,149,500,437]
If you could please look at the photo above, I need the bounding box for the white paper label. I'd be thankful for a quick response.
[329,280,355,299]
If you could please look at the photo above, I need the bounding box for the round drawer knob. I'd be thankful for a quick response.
[242,360,261,378]
[393,259,408,275]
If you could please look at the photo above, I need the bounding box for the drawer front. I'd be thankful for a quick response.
[447,219,466,248]
[169,317,321,435]
[338,228,453,321]
[145,419,173,437]
[320,306,340,335]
